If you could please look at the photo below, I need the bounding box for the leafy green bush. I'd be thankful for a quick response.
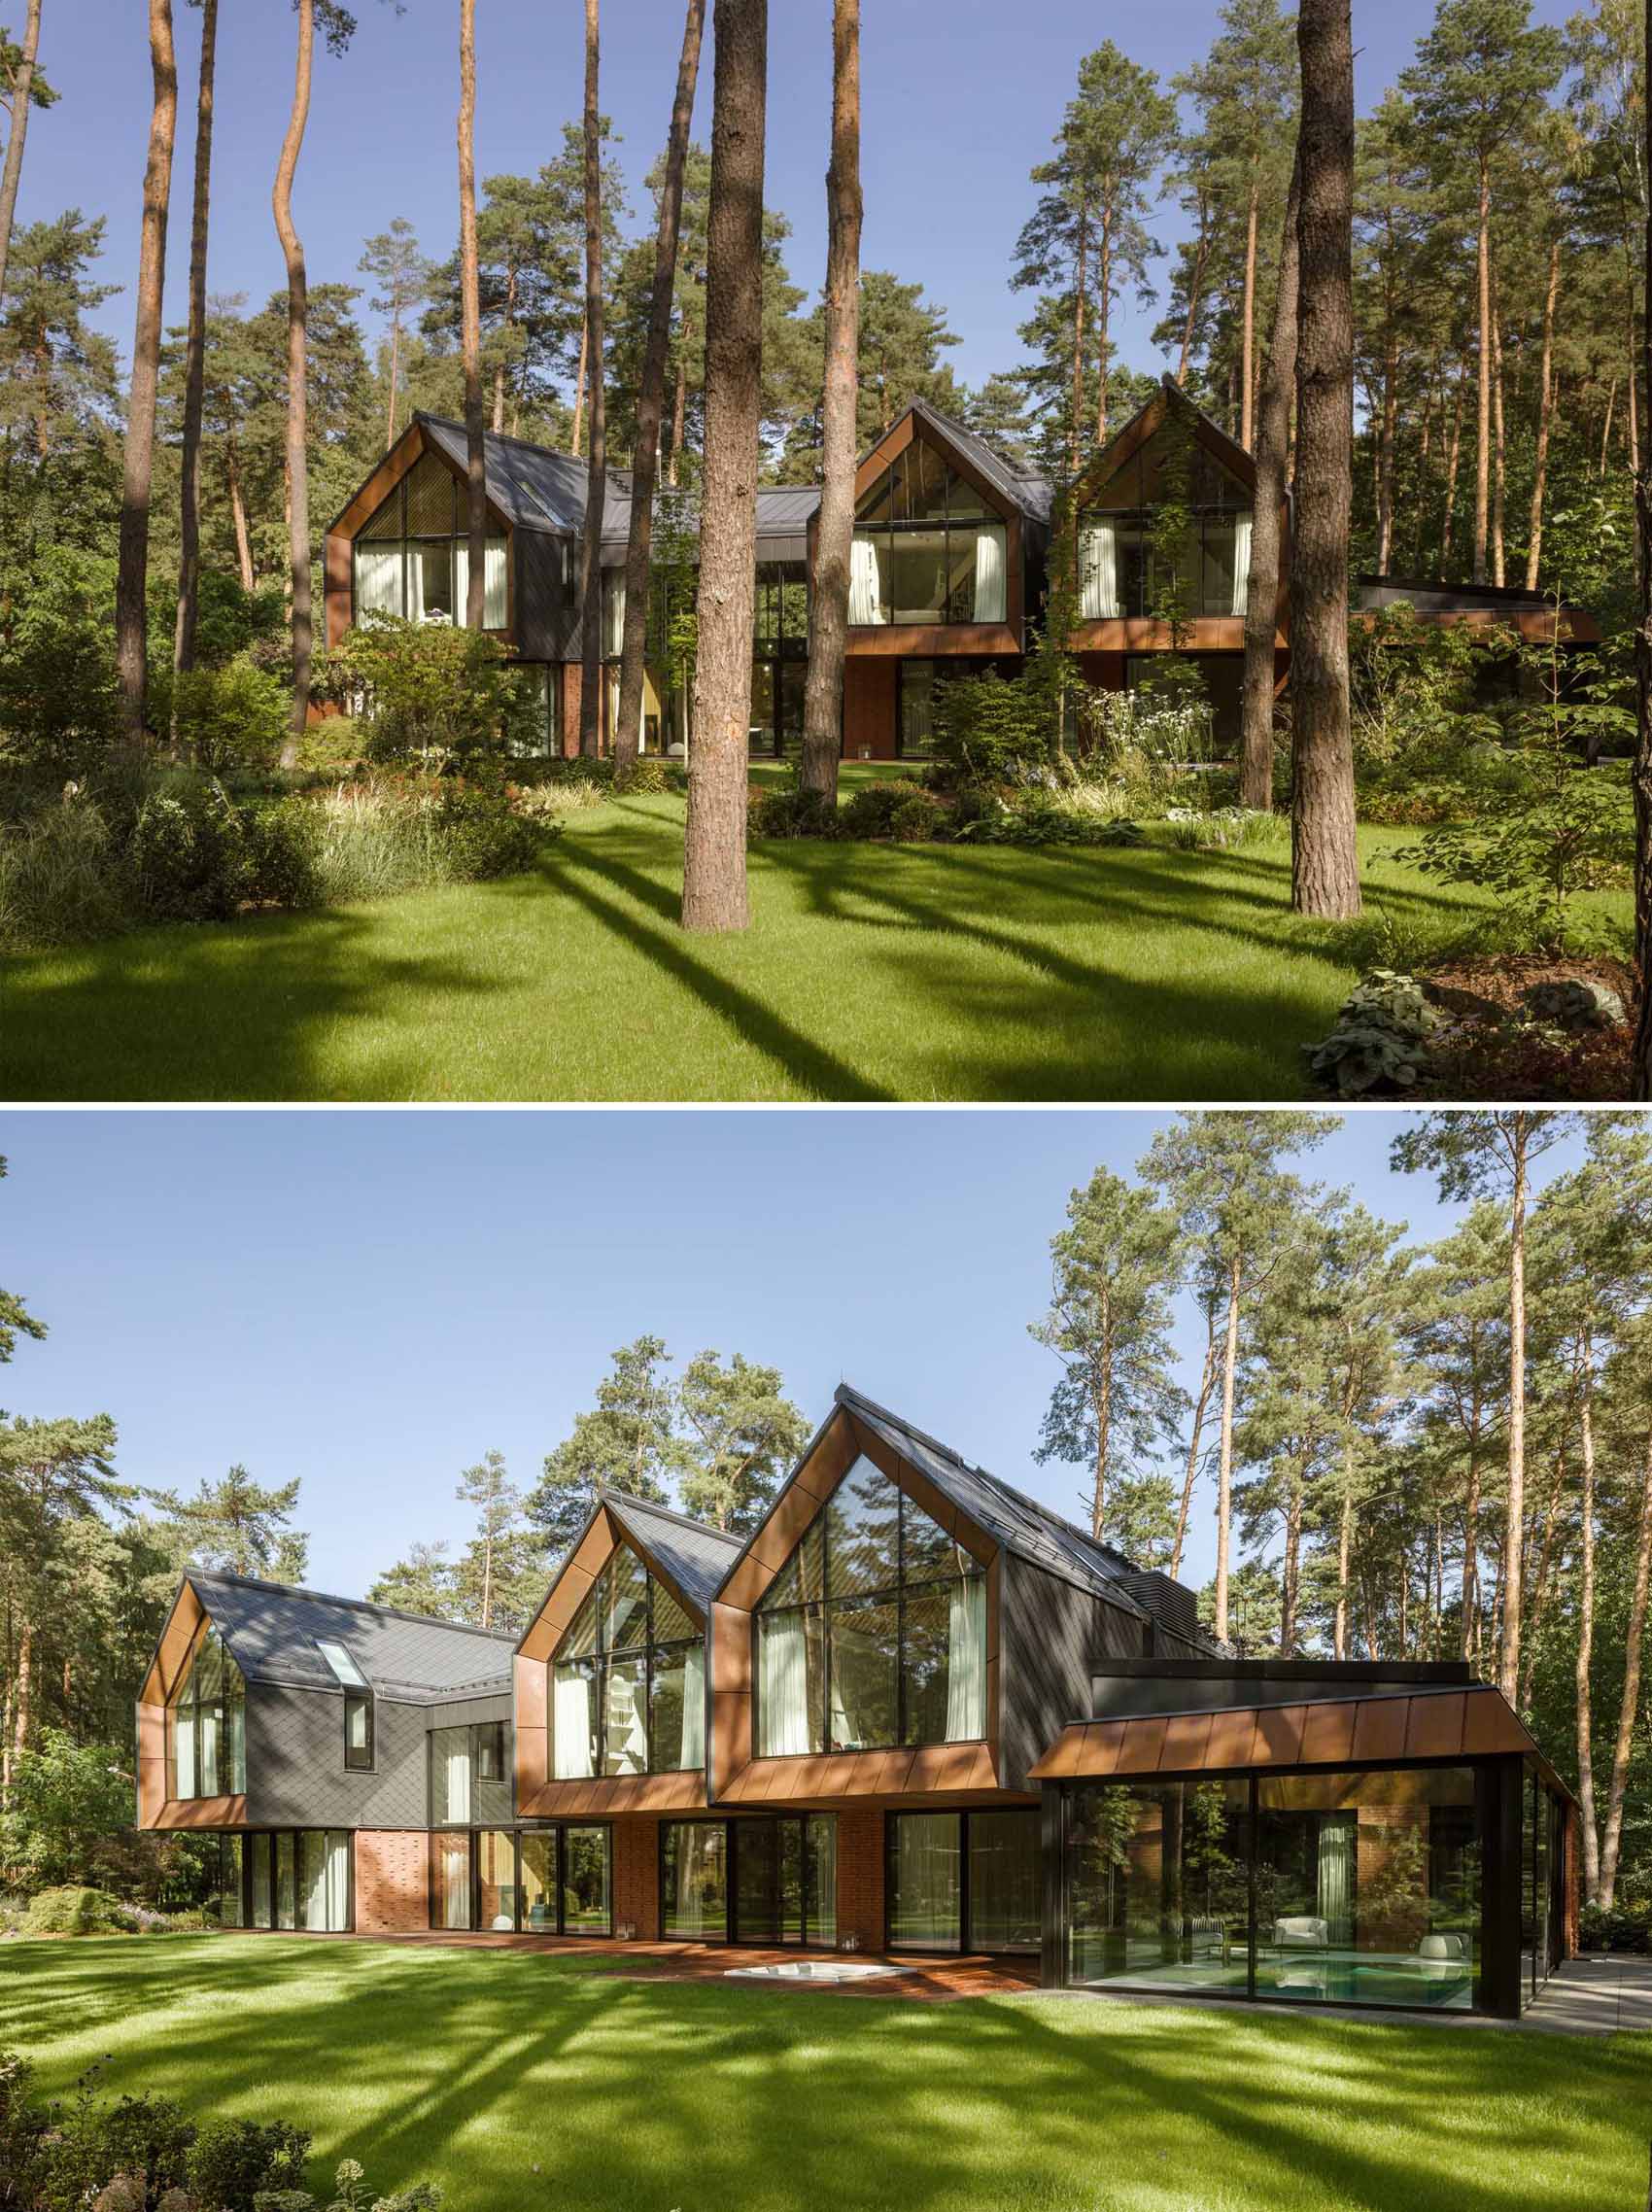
[186,2118,312,2212]
[0,547,120,778]
[430,780,545,881]
[295,716,369,776]
[841,780,946,842]
[242,805,323,911]
[0,1732,138,1893]
[162,658,291,775]
[1578,1901,1652,1953]
[323,616,540,766]
[748,787,841,841]
[1304,969,1440,1098]
[929,669,1053,787]
[129,774,250,923]
[20,1885,137,1936]
[611,757,679,796]
[0,798,135,950]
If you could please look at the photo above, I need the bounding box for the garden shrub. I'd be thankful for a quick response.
[840,780,946,842]
[163,659,292,776]
[929,669,1052,787]
[1304,970,1440,1098]
[129,774,251,923]
[748,787,841,841]
[0,799,135,950]
[323,616,541,766]
[506,779,604,827]
[1578,1901,1651,1953]
[430,779,546,881]
[0,547,120,780]
[185,2118,311,2212]
[610,757,678,795]
[21,1885,138,1936]
[241,805,323,911]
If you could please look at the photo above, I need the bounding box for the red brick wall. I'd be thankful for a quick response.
[612,1816,660,1939]
[835,1809,883,1952]
[355,1831,429,1935]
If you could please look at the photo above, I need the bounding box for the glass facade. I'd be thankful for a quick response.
[551,1545,705,1780]
[434,1823,612,1936]
[221,1830,349,1932]
[753,1457,986,1757]
[659,1815,837,1945]
[852,440,1009,626]
[353,451,507,629]
[1078,427,1253,622]
[886,1808,1040,1953]
[167,1622,246,1800]
[1525,1764,1566,2003]
[1067,1766,1485,2011]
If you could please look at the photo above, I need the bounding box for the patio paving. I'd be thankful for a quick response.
[1523,1953,1652,2037]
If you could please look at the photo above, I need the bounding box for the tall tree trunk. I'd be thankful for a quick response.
[1241,178,1258,451]
[1290,0,1360,920]
[1176,192,1210,388]
[1601,377,1618,477]
[1375,292,1397,573]
[0,0,43,309]
[385,312,401,451]
[1214,1254,1241,1644]
[1070,201,1088,471]
[1440,370,1464,570]
[1096,213,1113,445]
[492,361,506,435]
[1499,1123,1528,1703]
[668,345,688,485]
[1491,267,1506,589]
[800,0,860,803]
[1598,1415,1652,1909]
[226,438,255,591]
[1574,1340,1600,1901]
[458,0,487,632]
[274,0,315,765]
[1281,1474,1301,1655]
[1462,1385,1482,1662]
[577,0,607,756]
[570,314,588,457]
[680,0,766,932]
[9,1615,30,1781]
[1240,150,1299,812]
[1333,1456,1353,1659]
[173,0,218,711]
[1526,236,1561,591]
[1472,157,1491,584]
[1635,64,1652,1102]
[615,0,706,777]
[1170,1324,1218,1582]
[116,0,179,751]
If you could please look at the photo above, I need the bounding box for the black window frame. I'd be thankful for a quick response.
[438,1821,614,1938]
[850,441,1007,630]
[751,1461,986,1759]
[883,1807,1042,1956]
[343,1690,374,1773]
[166,1622,247,1801]
[350,451,510,632]
[427,1717,515,1825]
[657,1814,839,1948]
[217,1827,355,1934]
[549,1541,705,1780]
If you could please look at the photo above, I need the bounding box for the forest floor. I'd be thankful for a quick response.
[3,798,1631,1102]
[7,1934,1649,2212]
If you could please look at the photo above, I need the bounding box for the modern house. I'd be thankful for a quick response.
[325,383,1596,762]
[137,1384,1577,2018]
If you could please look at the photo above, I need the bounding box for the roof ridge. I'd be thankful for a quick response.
[189,1569,518,1643]
[599,1487,744,1546]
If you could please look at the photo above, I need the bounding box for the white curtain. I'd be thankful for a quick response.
[324,1832,349,1932]
[455,538,508,628]
[681,1643,706,1770]
[606,1669,648,1775]
[1318,1815,1356,1947]
[302,1833,329,1931]
[445,1741,472,1822]
[553,1665,593,1780]
[758,1614,810,1757]
[407,544,428,621]
[602,571,626,655]
[1080,522,1119,619]
[173,1710,195,1799]
[355,543,403,619]
[946,1574,987,1741]
[441,1839,470,1929]
[198,1707,220,1796]
[972,523,1008,622]
[848,535,884,625]
[1230,514,1254,617]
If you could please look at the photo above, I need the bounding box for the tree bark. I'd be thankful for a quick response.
[1499,1121,1528,1704]
[1214,1254,1241,1644]
[1096,213,1113,445]
[570,314,588,457]
[680,0,767,932]
[1441,370,1464,570]
[1170,1323,1217,1582]
[615,0,706,776]
[1239,150,1299,812]
[1635,57,1652,1102]
[1333,1456,1353,1660]
[226,438,255,592]
[668,346,687,484]
[1289,0,1360,919]
[0,0,43,332]
[1462,1375,1482,1662]
[577,0,607,756]
[800,0,860,803]
[173,0,218,709]
[1070,200,1088,472]
[1574,1331,1600,1901]
[1176,191,1210,388]
[1598,1415,1652,1909]
[1490,267,1506,589]
[1241,179,1258,451]
[386,312,401,451]
[274,0,315,764]
[458,0,487,632]
[116,0,179,751]
[1526,235,1561,591]
[1472,157,1491,584]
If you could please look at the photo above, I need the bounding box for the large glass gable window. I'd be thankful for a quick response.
[167,1621,246,1800]
[353,449,507,629]
[551,1545,705,1780]
[754,1456,986,1757]
[1079,428,1253,621]
[851,439,1008,627]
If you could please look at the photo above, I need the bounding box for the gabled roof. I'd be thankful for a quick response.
[180,1571,516,1701]
[417,414,614,535]
[599,1489,744,1611]
[1078,373,1256,505]
[898,399,1053,523]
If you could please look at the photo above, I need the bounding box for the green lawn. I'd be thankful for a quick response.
[6,1936,1648,2212]
[3,797,1629,1101]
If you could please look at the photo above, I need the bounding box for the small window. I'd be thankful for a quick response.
[316,1639,368,1689]
[476,1721,507,1780]
[344,1689,374,1771]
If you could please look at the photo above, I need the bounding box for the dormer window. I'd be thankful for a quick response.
[550,1545,705,1780]
[753,1455,986,1758]
[167,1621,246,1799]
[317,1638,374,1773]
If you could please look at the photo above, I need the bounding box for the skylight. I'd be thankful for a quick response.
[315,1638,367,1688]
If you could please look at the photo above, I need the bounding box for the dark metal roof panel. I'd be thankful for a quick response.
[601,1491,744,1610]
[905,400,1052,522]
[188,1572,517,1700]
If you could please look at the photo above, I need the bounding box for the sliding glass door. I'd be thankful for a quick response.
[886,1809,1041,1954]
[216,1829,351,1932]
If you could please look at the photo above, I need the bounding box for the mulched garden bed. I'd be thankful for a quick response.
[1418,953,1637,1100]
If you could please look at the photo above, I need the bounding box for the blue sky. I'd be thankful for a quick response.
[26,0,1575,402]
[1,1109,1591,1603]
